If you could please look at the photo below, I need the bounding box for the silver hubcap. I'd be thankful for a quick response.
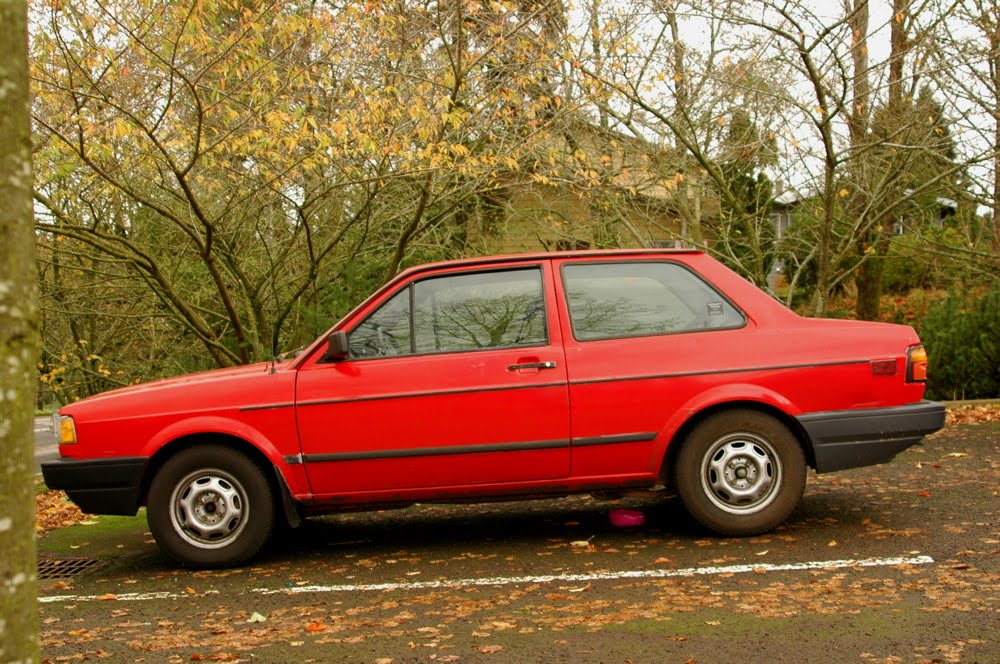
[700,432,782,514]
[170,469,249,549]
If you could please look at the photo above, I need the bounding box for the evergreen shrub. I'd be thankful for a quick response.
[918,284,1000,400]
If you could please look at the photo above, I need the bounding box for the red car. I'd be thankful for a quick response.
[43,250,945,568]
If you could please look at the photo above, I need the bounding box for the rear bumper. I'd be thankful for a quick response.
[797,401,946,473]
[41,456,147,516]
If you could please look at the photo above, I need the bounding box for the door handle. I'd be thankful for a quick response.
[507,361,558,371]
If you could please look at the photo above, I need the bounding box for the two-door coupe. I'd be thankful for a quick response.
[42,250,946,567]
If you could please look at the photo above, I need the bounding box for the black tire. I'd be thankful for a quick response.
[147,445,274,568]
[673,410,806,536]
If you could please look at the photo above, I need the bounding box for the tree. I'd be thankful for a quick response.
[932,0,1000,259]
[569,0,788,286]
[0,0,40,660]
[849,0,961,319]
[32,0,574,395]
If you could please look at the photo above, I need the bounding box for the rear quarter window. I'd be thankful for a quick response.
[562,262,745,341]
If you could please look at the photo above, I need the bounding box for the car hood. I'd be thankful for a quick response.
[60,361,290,416]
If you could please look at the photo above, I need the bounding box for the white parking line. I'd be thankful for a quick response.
[38,554,933,603]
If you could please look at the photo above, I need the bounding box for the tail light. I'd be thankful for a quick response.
[906,345,928,382]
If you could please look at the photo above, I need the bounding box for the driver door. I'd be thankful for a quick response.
[295,263,570,496]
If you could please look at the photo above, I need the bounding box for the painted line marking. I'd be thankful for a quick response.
[38,555,933,604]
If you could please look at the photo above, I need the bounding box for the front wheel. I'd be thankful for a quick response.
[147,445,274,568]
[674,410,806,536]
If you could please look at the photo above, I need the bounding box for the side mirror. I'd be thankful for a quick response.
[322,331,350,362]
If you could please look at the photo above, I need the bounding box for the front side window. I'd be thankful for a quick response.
[413,269,546,353]
[349,268,547,358]
[349,287,412,358]
[562,262,745,341]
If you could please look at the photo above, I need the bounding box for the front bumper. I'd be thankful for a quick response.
[797,400,946,473]
[41,456,148,516]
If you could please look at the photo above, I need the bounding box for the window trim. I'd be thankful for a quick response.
[558,259,747,343]
[346,265,551,361]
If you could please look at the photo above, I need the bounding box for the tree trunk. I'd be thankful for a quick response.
[992,13,1000,256]
[0,0,40,661]
[847,0,879,321]
[855,258,884,320]
[855,0,910,321]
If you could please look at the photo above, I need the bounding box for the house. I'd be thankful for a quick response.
[465,121,719,253]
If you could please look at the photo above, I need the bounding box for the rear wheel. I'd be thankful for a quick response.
[674,410,806,536]
[147,445,274,568]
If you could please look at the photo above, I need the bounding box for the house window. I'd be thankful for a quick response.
[770,210,791,239]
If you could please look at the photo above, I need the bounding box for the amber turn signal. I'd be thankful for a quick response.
[906,345,928,382]
[55,415,77,445]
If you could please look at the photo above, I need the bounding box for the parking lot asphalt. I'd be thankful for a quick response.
[36,422,999,663]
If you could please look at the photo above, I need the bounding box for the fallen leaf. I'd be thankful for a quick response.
[247,612,267,623]
[34,490,86,534]
[705,620,721,626]
[305,622,326,632]
[571,540,592,548]
[97,594,118,601]
[827,541,837,547]
[917,491,932,497]
[478,645,504,654]
[946,404,1000,425]
[568,584,591,593]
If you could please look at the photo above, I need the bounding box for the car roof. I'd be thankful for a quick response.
[396,248,703,279]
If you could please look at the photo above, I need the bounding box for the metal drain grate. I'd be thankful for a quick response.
[38,557,106,580]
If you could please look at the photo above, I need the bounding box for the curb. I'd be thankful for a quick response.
[943,398,1000,408]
